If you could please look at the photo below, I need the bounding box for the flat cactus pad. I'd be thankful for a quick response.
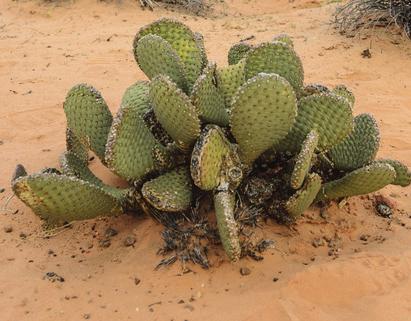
[134,34,187,91]
[231,73,297,164]
[282,92,353,152]
[374,159,411,187]
[317,163,396,201]
[291,130,319,190]
[191,125,240,191]
[63,84,113,161]
[191,63,229,126]
[142,167,193,212]
[228,42,253,65]
[329,113,380,171]
[134,18,205,91]
[216,59,246,108]
[12,172,122,227]
[286,173,322,218]
[150,75,201,151]
[121,81,151,116]
[244,42,304,94]
[105,106,169,181]
[214,190,241,261]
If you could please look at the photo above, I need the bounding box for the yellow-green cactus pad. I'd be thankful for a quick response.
[317,163,396,201]
[244,42,304,94]
[272,34,294,48]
[121,81,151,115]
[134,18,205,91]
[193,31,208,70]
[60,151,102,186]
[214,190,241,261]
[228,42,252,65]
[332,84,355,106]
[12,172,122,226]
[150,75,201,151]
[230,73,297,164]
[216,59,246,107]
[63,84,113,161]
[291,130,319,189]
[286,173,322,218]
[105,106,169,181]
[328,113,380,171]
[191,125,240,191]
[374,159,411,187]
[134,34,187,91]
[66,127,88,164]
[141,167,193,212]
[282,93,353,153]
[191,63,229,126]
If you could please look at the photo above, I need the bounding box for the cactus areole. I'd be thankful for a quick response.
[12,18,411,263]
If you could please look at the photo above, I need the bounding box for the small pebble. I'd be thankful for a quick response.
[134,278,141,286]
[99,239,111,248]
[240,267,251,276]
[0,187,5,193]
[19,232,27,239]
[376,204,392,218]
[311,238,325,248]
[124,235,136,247]
[273,277,279,282]
[83,313,91,319]
[43,272,65,283]
[3,225,13,233]
[105,227,118,238]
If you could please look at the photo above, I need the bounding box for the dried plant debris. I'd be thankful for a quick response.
[12,18,410,266]
[334,0,411,38]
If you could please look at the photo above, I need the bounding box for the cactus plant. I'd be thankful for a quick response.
[12,18,410,264]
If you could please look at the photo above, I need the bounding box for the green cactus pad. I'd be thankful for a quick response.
[105,106,169,181]
[301,83,330,97]
[216,59,246,107]
[214,190,241,261]
[66,127,88,164]
[193,32,208,70]
[328,113,380,171]
[12,172,122,226]
[120,81,151,115]
[374,159,411,187]
[228,42,252,65]
[272,34,294,48]
[134,18,205,91]
[191,125,240,191]
[286,173,322,218]
[291,130,319,189]
[317,163,396,201]
[150,75,201,151]
[191,63,229,126]
[134,34,187,91]
[141,167,193,212]
[63,84,113,161]
[60,151,102,186]
[282,93,353,153]
[230,73,297,164]
[244,42,304,93]
[332,84,355,106]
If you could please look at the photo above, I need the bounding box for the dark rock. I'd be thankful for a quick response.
[124,235,136,247]
[3,225,13,233]
[240,267,251,276]
[43,272,65,282]
[105,227,118,238]
[99,239,111,248]
[376,204,392,218]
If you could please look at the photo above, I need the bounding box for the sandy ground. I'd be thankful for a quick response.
[1,0,411,320]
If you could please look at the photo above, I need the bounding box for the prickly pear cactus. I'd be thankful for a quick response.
[12,18,410,264]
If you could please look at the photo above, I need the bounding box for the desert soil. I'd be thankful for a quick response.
[1,0,411,320]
